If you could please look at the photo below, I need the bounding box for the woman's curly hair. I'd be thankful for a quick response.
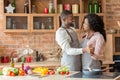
[82,13,106,42]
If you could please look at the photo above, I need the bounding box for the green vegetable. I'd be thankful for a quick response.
[0,70,3,75]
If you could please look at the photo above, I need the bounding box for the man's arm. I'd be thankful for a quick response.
[56,28,85,55]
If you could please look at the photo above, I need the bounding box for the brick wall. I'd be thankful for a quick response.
[106,0,120,29]
[0,0,120,56]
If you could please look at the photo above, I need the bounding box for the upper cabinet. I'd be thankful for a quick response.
[3,0,106,33]
[4,14,30,32]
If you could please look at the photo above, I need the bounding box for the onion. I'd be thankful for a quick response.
[24,66,30,74]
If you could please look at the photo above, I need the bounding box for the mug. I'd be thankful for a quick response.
[26,56,32,63]
[4,56,9,63]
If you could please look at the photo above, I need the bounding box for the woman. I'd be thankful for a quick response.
[80,13,106,70]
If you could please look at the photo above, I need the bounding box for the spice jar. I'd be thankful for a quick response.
[72,4,79,13]
[64,4,71,11]
[44,8,48,14]
[57,4,63,13]
[49,0,54,13]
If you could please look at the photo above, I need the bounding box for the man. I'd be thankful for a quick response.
[55,10,90,71]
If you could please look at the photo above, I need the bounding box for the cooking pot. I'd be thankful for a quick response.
[82,67,113,76]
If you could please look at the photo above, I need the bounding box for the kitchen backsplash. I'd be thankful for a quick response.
[0,0,120,57]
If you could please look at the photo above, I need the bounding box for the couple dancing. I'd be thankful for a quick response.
[56,10,106,71]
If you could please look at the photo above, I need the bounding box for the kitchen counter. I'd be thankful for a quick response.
[0,72,119,80]
[0,61,61,68]
[0,60,114,68]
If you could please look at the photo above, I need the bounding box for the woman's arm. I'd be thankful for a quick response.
[91,36,105,60]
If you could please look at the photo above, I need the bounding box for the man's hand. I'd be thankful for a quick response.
[82,46,94,55]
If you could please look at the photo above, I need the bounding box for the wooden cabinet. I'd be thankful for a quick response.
[4,13,30,32]
[3,0,106,33]
[31,14,57,33]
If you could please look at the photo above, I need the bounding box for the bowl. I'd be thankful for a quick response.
[108,29,117,34]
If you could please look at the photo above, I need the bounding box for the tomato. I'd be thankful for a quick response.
[8,71,15,76]
[60,71,64,75]
[19,70,25,76]
[50,70,55,75]
[66,71,70,75]
[10,72,15,76]
[46,71,50,75]
[8,71,13,76]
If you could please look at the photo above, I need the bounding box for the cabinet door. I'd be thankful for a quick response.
[57,14,81,32]
[4,14,30,32]
[31,14,56,32]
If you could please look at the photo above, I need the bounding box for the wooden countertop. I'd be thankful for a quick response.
[0,60,114,68]
[0,61,61,68]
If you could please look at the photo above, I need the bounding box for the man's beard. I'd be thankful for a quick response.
[66,22,74,27]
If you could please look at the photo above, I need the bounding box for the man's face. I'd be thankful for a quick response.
[83,18,90,31]
[64,14,74,27]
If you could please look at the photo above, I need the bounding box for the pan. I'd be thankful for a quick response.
[82,67,113,76]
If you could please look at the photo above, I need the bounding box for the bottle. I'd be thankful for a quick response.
[11,0,16,13]
[93,0,99,13]
[98,1,102,13]
[48,0,54,13]
[12,20,16,29]
[48,18,53,29]
[36,51,40,61]
[24,0,29,13]
[7,18,12,29]
[10,58,14,67]
[6,0,10,6]
[21,62,24,70]
[32,5,36,13]
[88,0,93,13]
[41,22,45,29]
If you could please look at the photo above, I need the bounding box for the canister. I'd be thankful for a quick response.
[64,4,71,11]
[72,4,79,13]
[57,4,63,13]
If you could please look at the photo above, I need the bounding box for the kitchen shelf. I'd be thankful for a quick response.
[3,0,106,33]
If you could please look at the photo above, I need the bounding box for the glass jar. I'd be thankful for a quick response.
[72,4,79,13]
[57,4,63,13]
[41,22,45,29]
[64,4,71,11]
[34,22,40,29]
[48,18,53,29]
[32,5,36,13]
[7,18,12,29]
[12,21,16,29]
[49,0,54,13]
